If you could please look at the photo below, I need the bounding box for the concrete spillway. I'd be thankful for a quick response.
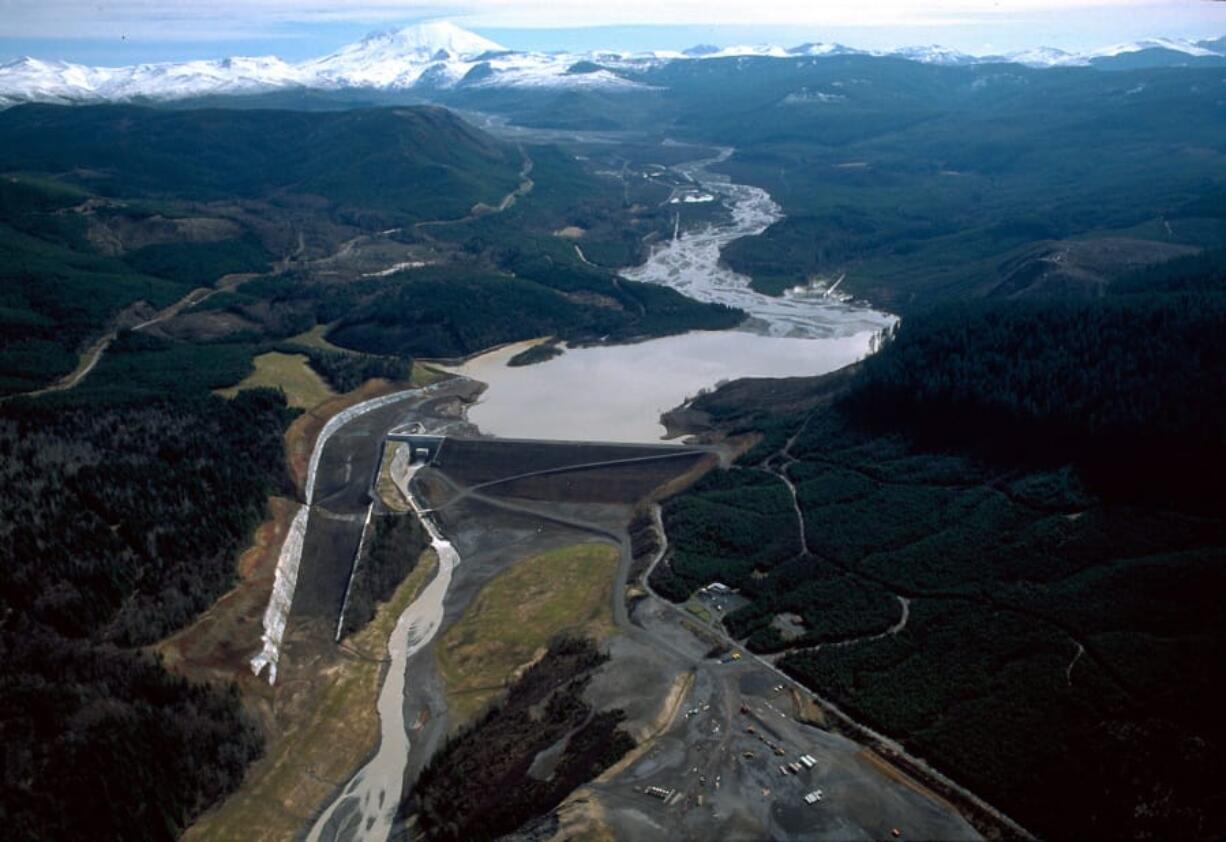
[250,384,447,685]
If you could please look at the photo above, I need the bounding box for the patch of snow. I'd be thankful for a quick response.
[669,192,717,203]
[1003,47,1088,67]
[361,260,429,278]
[781,89,847,104]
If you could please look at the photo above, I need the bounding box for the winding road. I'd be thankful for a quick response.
[12,145,537,404]
[6,276,246,401]
[639,502,1035,840]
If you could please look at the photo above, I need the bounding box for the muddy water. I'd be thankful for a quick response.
[451,330,879,442]
[622,148,892,339]
[306,456,459,842]
[449,148,894,443]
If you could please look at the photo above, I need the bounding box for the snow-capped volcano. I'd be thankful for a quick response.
[303,21,508,89]
[299,21,653,92]
[352,21,505,59]
[1,22,1224,107]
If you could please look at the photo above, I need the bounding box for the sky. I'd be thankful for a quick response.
[1,0,1225,64]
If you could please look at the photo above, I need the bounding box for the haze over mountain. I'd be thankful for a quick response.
[2,20,1224,107]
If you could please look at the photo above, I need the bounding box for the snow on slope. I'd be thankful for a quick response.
[1088,37,1219,60]
[1004,37,1222,67]
[302,20,506,89]
[888,45,979,66]
[1001,47,1085,68]
[2,22,1225,107]
[0,54,307,105]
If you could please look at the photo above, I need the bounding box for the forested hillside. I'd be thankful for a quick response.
[443,55,1226,312]
[850,287,1226,500]
[0,104,521,222]
[0,175,270,394]
[0,374,294,837]
[412,637,634,841]
[654,255,1226,839]
[0,102,526,395]
[0,104,736,396]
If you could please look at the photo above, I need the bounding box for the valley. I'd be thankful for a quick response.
[146,144,994,842]
[2,19,1225,842]
[449,144,891,442]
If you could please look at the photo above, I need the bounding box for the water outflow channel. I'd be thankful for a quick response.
[307,456,459,842]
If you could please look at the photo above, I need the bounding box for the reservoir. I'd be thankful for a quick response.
[448,148,895,443]
[449,329,880,442]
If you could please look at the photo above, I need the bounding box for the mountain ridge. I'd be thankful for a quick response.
[1,22,1224,107]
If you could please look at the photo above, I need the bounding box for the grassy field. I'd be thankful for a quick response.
[375,442,412,512]
[216,351,335,409]
[684,603,712,623]
[290,324,443,389]
[183,551,440,842]
[286,324,348,353]
[410,363,449,387]
[436,542,619,726]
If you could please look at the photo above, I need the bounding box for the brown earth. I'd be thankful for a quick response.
[155,495,298,703]
[183,552,439,842]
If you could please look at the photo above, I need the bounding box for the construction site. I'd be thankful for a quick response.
[264,369,980,842]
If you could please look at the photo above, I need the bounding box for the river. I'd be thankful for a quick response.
[306,455,458,842]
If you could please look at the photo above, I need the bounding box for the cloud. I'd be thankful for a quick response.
[0,0,1196,40]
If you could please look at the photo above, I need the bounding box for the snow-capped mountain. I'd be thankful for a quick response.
[1088,37,1220,60]
[1,21,1224,107]
[788,43,865,58]
[1003,37,1223,67]
[888,45,979,66]
[302,21,507,89]
[1000,47,1084,68]
[0,54,307,105]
